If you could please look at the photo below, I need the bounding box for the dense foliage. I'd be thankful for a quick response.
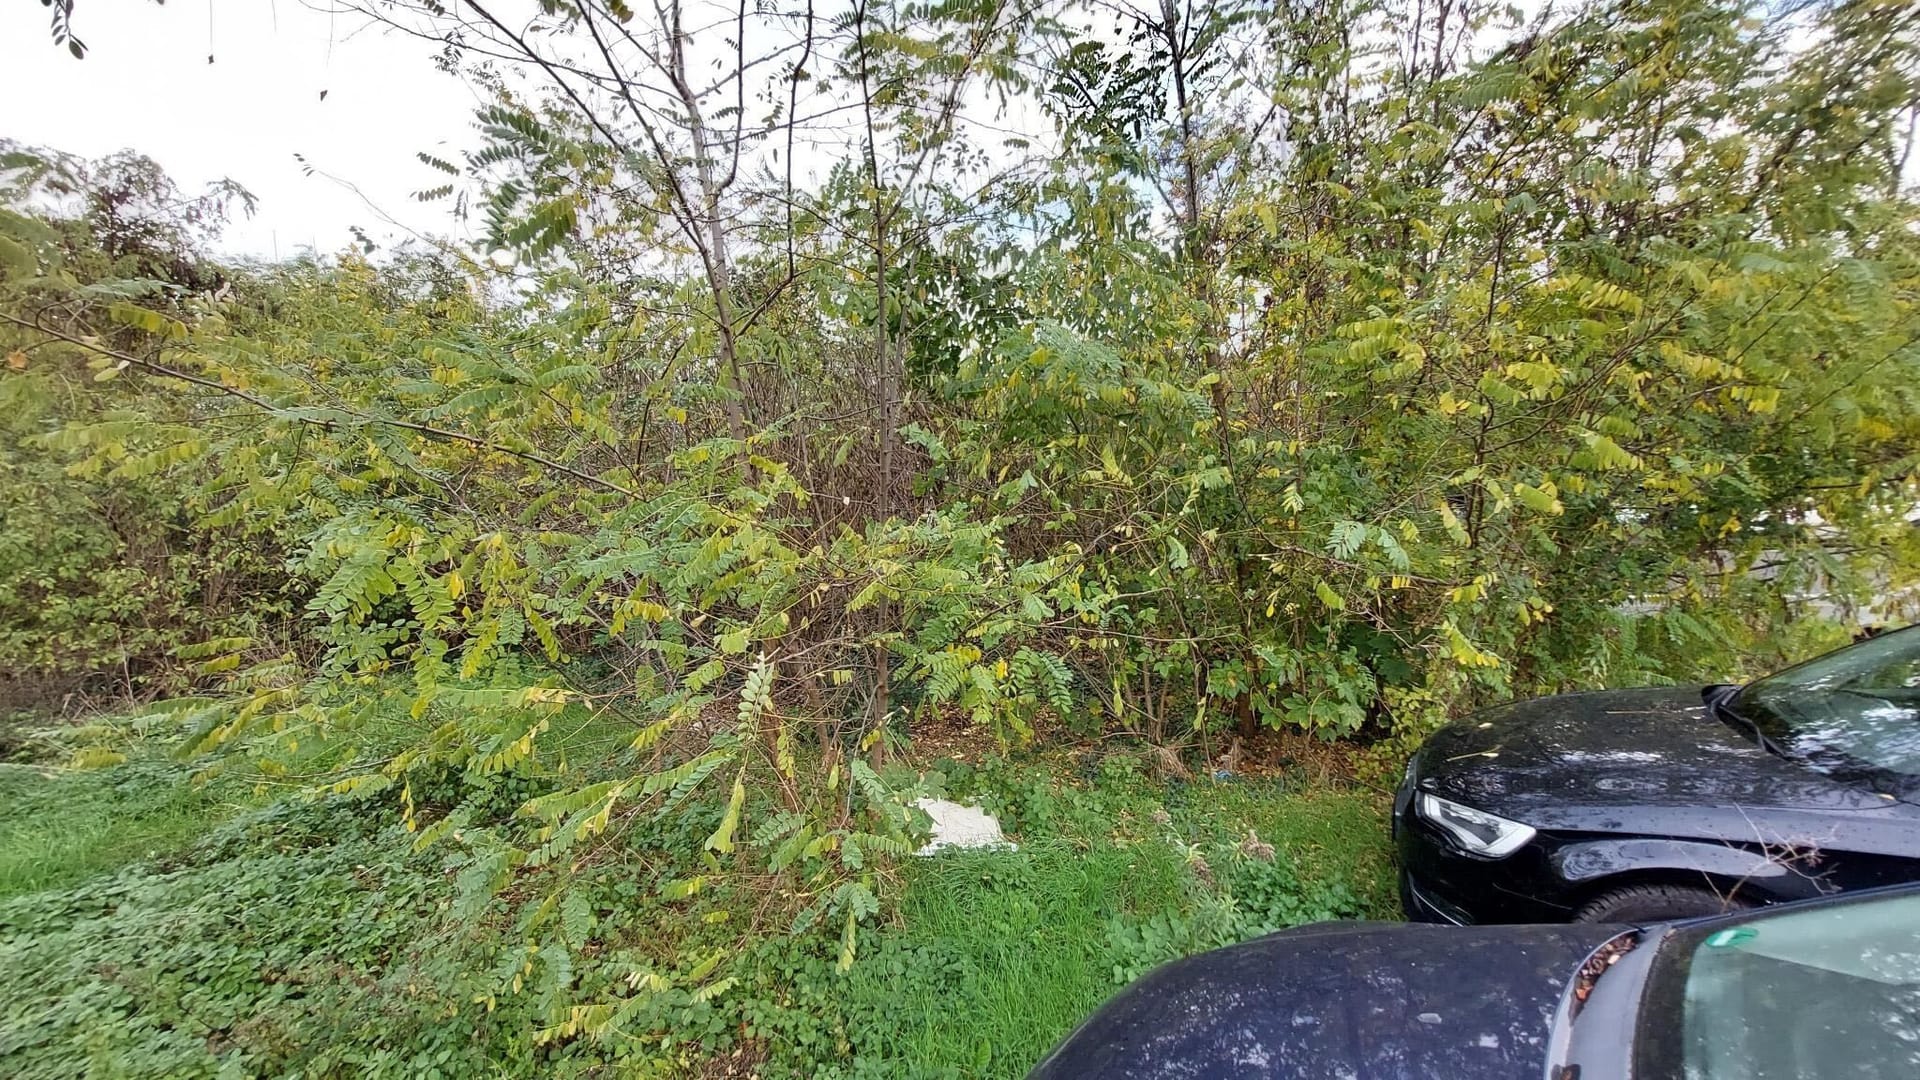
[0,147,287,717]
[3,0,1918,1064]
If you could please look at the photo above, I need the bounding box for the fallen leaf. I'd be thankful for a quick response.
[5,350,25,371]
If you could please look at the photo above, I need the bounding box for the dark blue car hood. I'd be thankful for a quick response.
[1028,921,1621,1079]
[1416,687,1903,830]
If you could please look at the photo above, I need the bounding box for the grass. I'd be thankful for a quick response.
[0,759,249,901]
[0,739,1399,1078]
[827,760,1398,1078]
[840,842,1192,1076]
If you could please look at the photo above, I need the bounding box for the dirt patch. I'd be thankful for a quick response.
[1223,727,1364,784]
[698,1035,769,1079]
[903,705,1365,787]
[901,705,986,764]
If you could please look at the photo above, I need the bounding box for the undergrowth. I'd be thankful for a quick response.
[0,744,1394,1079]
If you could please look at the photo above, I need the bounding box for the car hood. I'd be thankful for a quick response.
[1027,920,1621,1079]
[1417,687,1895,828]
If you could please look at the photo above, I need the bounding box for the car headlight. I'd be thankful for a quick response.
[1417,793,1535,858]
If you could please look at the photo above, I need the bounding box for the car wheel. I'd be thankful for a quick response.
[1575,883,1748,923]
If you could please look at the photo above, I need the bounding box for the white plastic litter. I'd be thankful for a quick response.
[912,797,1014,854]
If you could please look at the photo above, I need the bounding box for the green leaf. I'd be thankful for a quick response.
[838,906,859,972]
[0,236,35,274]
[1314,580,1345,611]
[1328,521,1366,559]
[1165,535,1190,570]
[704,770,746,855]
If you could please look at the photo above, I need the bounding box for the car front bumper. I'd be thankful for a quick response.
[1399,867,1474,924]
[1393,763,1581,924]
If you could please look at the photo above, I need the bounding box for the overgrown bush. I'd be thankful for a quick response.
[1,0,1917,1057]
[0,144,293,714]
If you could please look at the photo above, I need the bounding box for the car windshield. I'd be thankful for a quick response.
[1637,889,1920,1079]
[1732,626,1920,789]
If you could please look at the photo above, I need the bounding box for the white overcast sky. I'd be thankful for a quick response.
[0,1,1045,259]
[2,2,1907,263]
[1,1,480,257]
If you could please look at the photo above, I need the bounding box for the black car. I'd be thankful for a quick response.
[1028,883,1920,1079]
[1397,624,1920,924]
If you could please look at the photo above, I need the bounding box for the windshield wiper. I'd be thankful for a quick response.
[1703,686,1789,759]
[1730,712,1789,758]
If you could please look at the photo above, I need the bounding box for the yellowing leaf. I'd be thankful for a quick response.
[70,746,126,769]
[1443,621,1502,669]
[107,302,187,341]
[660,876,707,901]
[1513,482,1563,515]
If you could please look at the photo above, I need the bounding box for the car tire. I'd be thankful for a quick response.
[1575,883,1748,923]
